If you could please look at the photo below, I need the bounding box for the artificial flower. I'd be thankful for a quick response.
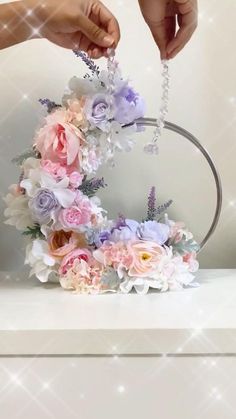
[59,248,92,276]
[4,184,33,231]
[25,239,57,282]
[137,220,170,245]
[114,86,145,124]
[48,230,87,258]
[127,240,165,278]
[35,108,84,166]
[29,189,60,224]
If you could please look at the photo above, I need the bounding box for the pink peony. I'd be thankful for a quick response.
[59,248,92,276]
[35,108,84,166]
[127,241,165,278]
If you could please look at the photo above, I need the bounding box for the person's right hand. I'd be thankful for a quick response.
[0,0,120,56]
[25,0,120,58]
[138,0,198,59]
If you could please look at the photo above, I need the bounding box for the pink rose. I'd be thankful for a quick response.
[127,241,165,277]
[58,193,92,230]
[35,109,84,166]
[59,248,92,275]
[69,171,84,188]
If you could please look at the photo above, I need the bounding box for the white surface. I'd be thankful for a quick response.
[1,270,236,355]
[1,357,236,419]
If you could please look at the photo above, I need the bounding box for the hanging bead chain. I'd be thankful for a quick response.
[107,48,117,120]
[144,59,170,155]
[106,50,170,155]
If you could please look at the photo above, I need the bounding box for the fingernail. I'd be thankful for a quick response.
[103,35,114,46]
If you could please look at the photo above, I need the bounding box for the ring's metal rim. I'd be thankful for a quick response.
[136,118,223,252]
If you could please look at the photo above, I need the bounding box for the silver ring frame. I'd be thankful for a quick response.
[136,118,223,252]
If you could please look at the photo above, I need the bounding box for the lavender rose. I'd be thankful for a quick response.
[85,93,112,131]
[110,218,139,243]
[114,86,145,125]
[29,189,60,224]
[137,221,170,245]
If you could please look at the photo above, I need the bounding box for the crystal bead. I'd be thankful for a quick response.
[144,143,159,155]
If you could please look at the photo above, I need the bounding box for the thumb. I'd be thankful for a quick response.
[78,15,114,48]
[149,20,167,59]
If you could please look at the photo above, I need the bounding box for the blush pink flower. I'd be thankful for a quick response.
[127,241,165,278]
[183,252,199,272]
[58,192,92,231]
[59,248,92,276]
[35,108,84,166]
[41,160,67,179]
[93,242,133,279]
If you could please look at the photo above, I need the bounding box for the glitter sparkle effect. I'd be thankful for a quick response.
[0,0,236,417]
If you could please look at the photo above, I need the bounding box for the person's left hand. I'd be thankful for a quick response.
[138,0,198,59]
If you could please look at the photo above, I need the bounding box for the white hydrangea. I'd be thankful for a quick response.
[25,239,57,283]
[4,184,33,231]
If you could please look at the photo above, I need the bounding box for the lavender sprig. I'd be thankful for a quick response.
[79,177,107,197]
[146,186,173,220]
[73,50,100,76]
[39,98,61,113]
[147,186,157,221]
[156,199,173,216]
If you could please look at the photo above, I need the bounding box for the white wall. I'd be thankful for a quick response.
[0,0,236,270]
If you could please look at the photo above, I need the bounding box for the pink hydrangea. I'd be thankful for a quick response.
[93,242,133,279]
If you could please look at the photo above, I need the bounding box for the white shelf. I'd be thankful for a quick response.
[0,269,236,355]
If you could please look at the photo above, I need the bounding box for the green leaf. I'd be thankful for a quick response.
[22,224,44,239]
[172,239,200,256]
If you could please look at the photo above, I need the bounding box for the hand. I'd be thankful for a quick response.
[0,0,120,57]
[138,0,198,59]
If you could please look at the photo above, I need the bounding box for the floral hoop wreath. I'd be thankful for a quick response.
[4,50,200,295]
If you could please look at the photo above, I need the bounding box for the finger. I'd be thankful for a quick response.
[91,1,120,47]
[166,0,198,57]
[78,14,114,48]
[166,14,197,57]
[138,0,168,59]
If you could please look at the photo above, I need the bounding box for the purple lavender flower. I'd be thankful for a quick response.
[114,86,145,125]
[147,186,156,221]
[29,189,59,224]
[73,50,100,76]
[85,94,111,131]
[137,220,170,245]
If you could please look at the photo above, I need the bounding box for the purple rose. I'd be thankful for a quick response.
[110,218,139,243]
[85,93,111,131]
[29,189,59,224]
[137,221,170,245]
[114,86,145,125]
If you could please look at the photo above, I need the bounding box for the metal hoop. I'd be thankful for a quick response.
[136,118,223,252]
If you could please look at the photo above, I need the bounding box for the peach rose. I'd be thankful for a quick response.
[49,230,87,259]
[35,108,84,166]
[127,241,165,277]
